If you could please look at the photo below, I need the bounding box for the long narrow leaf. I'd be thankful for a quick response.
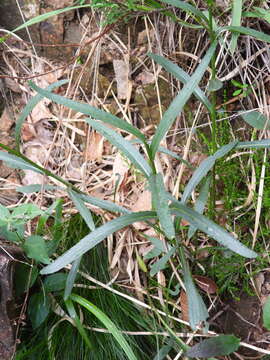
[0,151,44,173]
[148,53,213,112]
[149,173,175,239]
[150,42,217,157]
[70,294,137,360]
[219,26,270,43]
[68,189,95,231]
[181,141,238,204]
[179,245,208,330]
[160,0,209,24]
[29,82,147,144]
[85,119,152,177]
[188,176,210,239]
[12,5,92,33]
[40,211,157,274]
[170,198,257,258]
[15,79,68,149]
[64,257,81,301]
[236,139,270,149]
[78,193,130,214]
[230,0,243,53]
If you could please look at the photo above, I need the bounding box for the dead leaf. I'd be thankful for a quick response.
[131,190,152,230]
[85,131,104,162]
[137,29,155,45]
[112,152,129,186]
[180,290,189,322]
[0,108,14,132]
[193,275,218,294]
[113,59,129,100]
[30,100,52,123]
[21,123,37,142]
[4,78,21,93]
[135,71,155,85]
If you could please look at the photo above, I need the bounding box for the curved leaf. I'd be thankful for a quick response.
[170,199,257,258]
[181,141,238,204]
[236,139,270,149]
[150,42,217,157]
[70,294,137,360]
[15,79,68,149]
[40,211,157,274]
[219,26,270,43]
[0,151,44,174]
[240,110,269,130]
[160,0,209,24]
[85,119,152,177]
[148,53,213,112]
[77,193,130,214]
[68,189,95,231]
[186,335,240,358]
[29,82,147,144]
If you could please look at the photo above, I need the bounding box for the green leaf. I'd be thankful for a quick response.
[241,110,269,130]
[232,89,242,96]
[148,53,213,112]
[29,82,147,144]
[230,0,243,53]
[0,151,45,174]
[185,335,240,358]
[11,203,44,221]
[149,173,175,239]
[78,193,130,214]
[263,296,270,330]
[150,247,176,276]
[65,299,93,349]
[11,5,91,33]
[170,199,257,258]
[16,184,57,193]
[70,294,137,360]
[208,78,223,92]
[188,176,210,239]
[150,42,217,157]
[64,257,81,301]
[159,0,209,24]
[15,80,68,149]
[44,273,68,292]
[181,141,238,204]
[0,204,10,224]
[179,246,208,330]
[85,119,152,177]
[28,292,50,329]
[14,264,38,296]
[23,235,51,264]
[236,139,270,149]
[40,211,157,274]
[68,189,95,231]
[219,26,270,44]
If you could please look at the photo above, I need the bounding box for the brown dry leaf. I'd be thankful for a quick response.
[135,71,155,85]
[131,190,152,230]
[113,59,129,100]
[157,271,166,307]
[180,290,189,322]
[193,275,218,294]
[112,152,129,186]
[137,29,155,45]
[85,131,104,162]
[22,144,48,185]
[21,123,37,142]
[4,78,21,93]
[0,108,14,132]
[30,100,52,123]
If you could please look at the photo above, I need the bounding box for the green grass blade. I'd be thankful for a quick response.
[150,42,217,157]
[169,199,257,258]
[40,211,157,274]
[15,80,68,150]
[148,53,213,112]
[64,257,81,301]
[29,82,147,144]
[236,139,270,149]
[149,173,175,239]
[70,294,137,360]
[230,0,243,53]
[11,5,92,33]
[85,119,152,177]
[0,151,44,173]
[219,26,270,43]
[159,0,209,24]
[77,193,130,214]
[181,141,238,204]
[65,298,93,349]
[16,184,57,193]
[179,245,208,330]
[68,189,95,231]
[188,176,210,239]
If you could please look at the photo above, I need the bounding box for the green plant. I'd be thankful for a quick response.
[2,0,270,358]
[231,79,251,97]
